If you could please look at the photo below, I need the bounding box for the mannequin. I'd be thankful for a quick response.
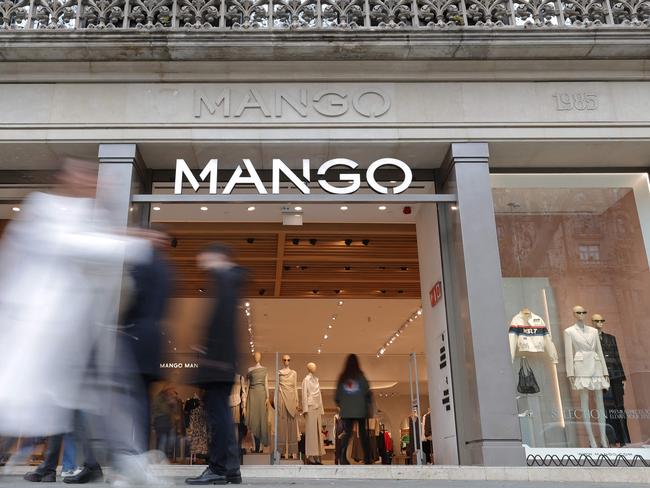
[277,354,300,459]
[564,306,609,448]
[245,351,269,452]
[593,314,630,446]
[301,362,325,464]
[509,307,558,363]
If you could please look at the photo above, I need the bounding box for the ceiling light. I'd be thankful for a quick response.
[294,206,302,211]
[340,205,348,211]
[378,205,387,211]
[245,302,250,307]
[292,238,300,245]
[317,349,321,354]
[309,239,317,246]
[247,206,256,211]
[11,207,20,212]
[153,206,161,211]
[328,325,332,329]
[324,334,328,339]
[129,207,134,212]
[417,309,422,315]
[451,205,458,211]
[362,239,370,246]
[338,300,344,306]
[344,239,352,246]
[199,206,208,211]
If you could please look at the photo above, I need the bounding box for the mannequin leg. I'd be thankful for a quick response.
[595,390,609,448]
[579,390,597,448]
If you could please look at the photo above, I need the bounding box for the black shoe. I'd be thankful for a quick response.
[225,472,242,484]
[24,471,56,482]
[62,465,103,484]
[185,467,227,485]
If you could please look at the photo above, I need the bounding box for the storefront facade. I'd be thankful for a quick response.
[2,3,650,467]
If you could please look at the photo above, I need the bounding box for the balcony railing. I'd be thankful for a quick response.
[0,0,648,31]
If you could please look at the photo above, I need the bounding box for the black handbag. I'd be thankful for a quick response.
[517,357,540,394]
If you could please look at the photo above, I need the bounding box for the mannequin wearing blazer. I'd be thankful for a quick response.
[564,306,609,448]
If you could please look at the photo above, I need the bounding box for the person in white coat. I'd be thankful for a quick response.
[0,159,154,478]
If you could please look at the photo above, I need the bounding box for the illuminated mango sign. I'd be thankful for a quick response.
[174,158,413,195]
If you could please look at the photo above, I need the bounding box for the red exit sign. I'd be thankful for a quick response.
[430,281,443,307]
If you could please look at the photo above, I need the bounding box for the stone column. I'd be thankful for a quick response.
[438,142,525,466]
[97,143,148,227]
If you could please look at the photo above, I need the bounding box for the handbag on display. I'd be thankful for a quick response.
[517,357,540,394]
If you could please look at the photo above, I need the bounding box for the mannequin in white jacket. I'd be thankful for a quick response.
[564,305,610,448]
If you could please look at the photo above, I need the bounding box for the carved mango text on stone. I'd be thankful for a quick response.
[193,88,391,119]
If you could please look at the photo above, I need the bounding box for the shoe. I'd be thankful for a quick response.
[185,467,227,485]
[224,472,242,484]
[24,471,56,482]
[62,465,103,484]
[61,467,82,479]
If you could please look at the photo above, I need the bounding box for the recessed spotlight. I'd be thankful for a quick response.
[340,205,349,211]
[312,289,319,294]
[200,206,208,211]
[328,325,332,329]
[338,300,344,306]
[344,239,352,246]
[129,207,134,212]
[362,239,370,246]
[309,239,317,246]
[451,205,458,211]
[11,207,20,212]
[198,288,206,293]
[247,206,256,211]
[245,302,250,307]
[294,206,303,211]
[246,237,255,244]
[153,206,161,211]
[317,349,321,354]
[324,334,328,339]
[378,205,387,211]
[344,266,351,271]
[292,238,300,245]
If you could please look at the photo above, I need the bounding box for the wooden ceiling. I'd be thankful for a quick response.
[157,222,421,299]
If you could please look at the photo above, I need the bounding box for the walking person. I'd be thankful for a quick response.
[185,244,247,485]
[335,354,373,465]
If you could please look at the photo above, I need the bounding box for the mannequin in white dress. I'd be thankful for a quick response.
[564,305,610,448]
[301,362,325,464]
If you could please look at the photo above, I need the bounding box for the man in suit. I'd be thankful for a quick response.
[186,244,246,486]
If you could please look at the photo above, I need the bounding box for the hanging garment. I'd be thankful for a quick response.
[188,403,208,456]
[230,375,245,424]
[246,367,269,446]
[277,368,299,456]
[509,311,558,362]
[564,324,609,390]
[302,373,325,457]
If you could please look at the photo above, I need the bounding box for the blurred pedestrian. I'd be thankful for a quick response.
[185,244,246,485]
[335,354,373,465]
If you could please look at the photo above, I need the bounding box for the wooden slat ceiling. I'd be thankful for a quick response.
[157,222,421,299]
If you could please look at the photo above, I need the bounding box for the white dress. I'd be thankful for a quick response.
[301,372,325,457]
[0,192,150,436]
[564,323,610,391]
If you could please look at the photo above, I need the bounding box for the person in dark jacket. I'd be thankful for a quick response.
[186,244,246,486]
[335,354,372,465]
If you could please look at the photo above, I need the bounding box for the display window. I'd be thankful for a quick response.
[493,174,650,454]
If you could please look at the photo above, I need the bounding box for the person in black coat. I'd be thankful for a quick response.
[117,233,173,455]
[186,244,246,486]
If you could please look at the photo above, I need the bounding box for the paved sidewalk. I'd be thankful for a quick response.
[1,477,649,487]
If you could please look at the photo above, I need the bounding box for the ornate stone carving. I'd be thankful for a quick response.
[417,0,464,27]
[274,0,318,28]
[0,0,29,28]
[514,0,558,26]
[128,0,173,28]
[224,0,269,28]
[321,0,364,28]
[1,0,650,29]
[80,0,125,28]
[32,0,76,28]
[610,0,650,24]
[465,0,511,25]
[561,0,610,25]
[369,0,414,28]
[179,0,221,28]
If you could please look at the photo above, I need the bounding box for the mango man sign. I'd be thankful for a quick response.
[174,158,413,195]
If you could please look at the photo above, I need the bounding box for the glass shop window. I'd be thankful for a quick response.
[492,174,650,451]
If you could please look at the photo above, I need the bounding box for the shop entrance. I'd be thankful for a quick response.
[137,180,453,466]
